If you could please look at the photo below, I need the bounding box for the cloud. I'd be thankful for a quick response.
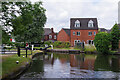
[30,0,119,32]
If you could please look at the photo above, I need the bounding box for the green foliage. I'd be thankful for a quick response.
[94,32,110,54]
[110,24,120,50]
[1,1,47,43]
[44,41,53,46]
[14,43,25,47]
[53,41,70,48]
[74,43,84,51]
[2,29,10,44]
[84,45,96,52]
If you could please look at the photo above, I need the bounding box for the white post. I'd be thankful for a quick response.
[32,45,34,51]
[51,45,53,49]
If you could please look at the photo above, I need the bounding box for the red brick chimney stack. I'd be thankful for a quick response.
[51,28,54,33]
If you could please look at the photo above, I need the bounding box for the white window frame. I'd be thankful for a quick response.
[94,32,96,35]
[74,40,81,46]
[73,32,75,35]
[87,40,94,45]
[77,32,80,36]
[88,32,92,36]
[54,35,56,39]
[75,20,80,27]
[49,35,52,39]
[88,20,94,27]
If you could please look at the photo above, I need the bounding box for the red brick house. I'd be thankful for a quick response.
[57,18,98,46]
[43,28,57,42]
[57,28,70,42]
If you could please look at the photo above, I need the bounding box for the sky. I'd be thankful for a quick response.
[30,0,120,32]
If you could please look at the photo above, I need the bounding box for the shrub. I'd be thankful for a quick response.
[110,24,120,50]
[14,43,25,47]
[84,45,96,52]
[53,41,70,48]
[94,32,110,54]
[44,41,53,46]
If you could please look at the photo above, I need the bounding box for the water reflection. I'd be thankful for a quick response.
[18,53,120,79]
[94,54,120,72]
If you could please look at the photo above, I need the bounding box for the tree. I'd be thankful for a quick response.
[0,26,10,44]
[2,1,47,45]
[110,24,120,50]
[1,2,29,32]
[94,32,110,54]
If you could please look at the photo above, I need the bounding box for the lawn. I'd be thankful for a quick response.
[1,50,42,79]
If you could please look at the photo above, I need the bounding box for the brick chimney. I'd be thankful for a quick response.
[51,28,54,33]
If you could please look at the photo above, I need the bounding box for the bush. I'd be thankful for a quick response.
[74,43,84,51]
[44,41,53,46]
[14,43,25,47]
[84,45,96,52]
[94,32,110,54]
[53,41,70,48]
[110,24,120,50]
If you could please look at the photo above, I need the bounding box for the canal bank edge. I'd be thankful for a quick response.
[47,49,98,54]
[47,49,120,55]
[1,52,43,80]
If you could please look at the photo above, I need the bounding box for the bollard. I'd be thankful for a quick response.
[26,48,27,58]
[17,47,20,57]
[82,42,84,49]
[16,61,19,64]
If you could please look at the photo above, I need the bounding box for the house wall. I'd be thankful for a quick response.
[57,29,70,42]
[44,35,49,41]
[70,29,98,46]
[49,33,57,41]
[44,28,57,41]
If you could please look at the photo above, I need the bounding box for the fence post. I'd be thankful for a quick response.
[26,48,27,58]
[17,47,20,57]
[82,42,84,49]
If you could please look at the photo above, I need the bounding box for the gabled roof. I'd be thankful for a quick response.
[99,28,107,32]
[70,18,98,30]
[99,28,111,33]
[44,28,52,35]
[63,28,70,36]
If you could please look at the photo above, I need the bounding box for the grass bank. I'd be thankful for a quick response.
[34,45,96,52]
[1,50,42,79]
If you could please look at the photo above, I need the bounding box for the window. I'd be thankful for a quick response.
[77,32,80,36]
[94,32,96,35]
[49,35,52,39]
[88,20,94,27]
[74,40,81,46]
[88,32,92,36]
[75,20,80,27]
[87,40,94,45]
[54,35,56,39]
[73,32,75,35]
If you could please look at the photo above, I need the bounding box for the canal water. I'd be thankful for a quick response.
[17,53,120,79]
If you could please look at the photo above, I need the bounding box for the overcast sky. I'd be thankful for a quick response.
[31,0,119,32]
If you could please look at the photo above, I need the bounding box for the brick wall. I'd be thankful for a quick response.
[70,29,98,46]
[57,29,70,42]
[49,32,57,41]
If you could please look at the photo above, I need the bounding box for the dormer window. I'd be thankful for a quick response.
[75,20,80,27]
[88,20,94,27]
